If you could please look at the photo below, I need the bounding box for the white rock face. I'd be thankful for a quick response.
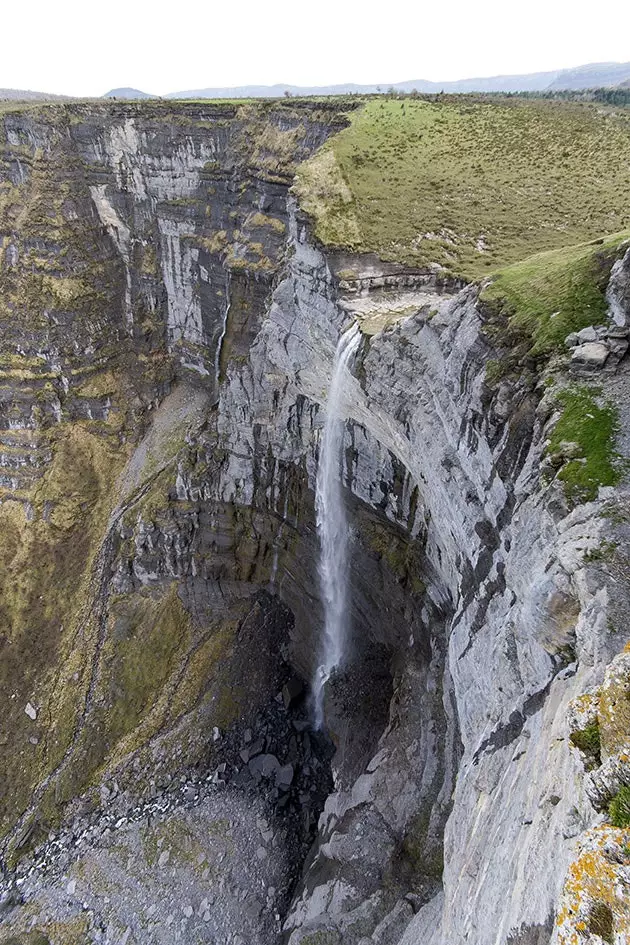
[607,245,630,327]
[208,210,627,944]
[85,115,224,368]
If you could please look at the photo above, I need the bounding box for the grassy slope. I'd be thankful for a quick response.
[295,97,630,279]
[481,231,630,354]
[295,96,630,505]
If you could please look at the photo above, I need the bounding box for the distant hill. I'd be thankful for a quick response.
[165,77,556,99]
[166,60,630,99]
[0,88,70,101]
[547,61,630,90]
[103,87,156,99]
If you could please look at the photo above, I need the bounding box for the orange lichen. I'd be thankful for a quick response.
[556,827,630,944]
[598,653,630,758]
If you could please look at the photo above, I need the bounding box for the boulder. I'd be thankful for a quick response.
[248,753,281,780]
[576,325,599,343]
[275,763,295,792]
[607,338,629,360]
[24,702,37,721]
[570,342,609,370]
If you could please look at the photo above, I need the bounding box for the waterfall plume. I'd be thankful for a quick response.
[313,322,361,729]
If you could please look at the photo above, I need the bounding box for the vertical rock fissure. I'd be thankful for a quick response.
[215,268,231,388]
[313,322,361,729]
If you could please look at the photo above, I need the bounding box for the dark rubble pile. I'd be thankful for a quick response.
[0,676,334,928]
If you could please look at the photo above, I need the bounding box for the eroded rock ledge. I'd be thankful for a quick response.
[0,103,629,945]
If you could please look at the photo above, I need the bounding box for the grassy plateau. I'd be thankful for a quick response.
[295,96,630,280]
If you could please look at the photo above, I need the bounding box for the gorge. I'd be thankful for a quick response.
[0,96,629,945]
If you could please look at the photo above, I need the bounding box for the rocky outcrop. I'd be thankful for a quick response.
[1,101,629,945]
[264,226,630,945]
[607,246,630,328]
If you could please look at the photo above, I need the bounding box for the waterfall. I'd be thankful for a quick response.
[313,322,361,729]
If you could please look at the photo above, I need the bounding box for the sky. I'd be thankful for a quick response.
[3,0,630,97]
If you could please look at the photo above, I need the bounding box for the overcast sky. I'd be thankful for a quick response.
[4,0,630,97]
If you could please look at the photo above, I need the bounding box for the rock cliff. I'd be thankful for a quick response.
[0,100,629,945]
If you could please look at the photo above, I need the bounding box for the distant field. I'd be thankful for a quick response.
[294,97,630,279]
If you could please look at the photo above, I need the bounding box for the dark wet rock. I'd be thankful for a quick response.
[282,677,304,709]
[0,889,21,915]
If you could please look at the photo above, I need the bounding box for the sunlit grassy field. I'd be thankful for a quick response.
[295,97,630,279]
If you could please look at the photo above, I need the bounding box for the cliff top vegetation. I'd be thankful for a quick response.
[294,96,630,280]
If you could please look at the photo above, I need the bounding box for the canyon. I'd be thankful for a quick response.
[0,97,629,945]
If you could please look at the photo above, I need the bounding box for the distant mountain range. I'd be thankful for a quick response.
[3,61,630,104]
[155,60,630,99]
[546,61,630,90]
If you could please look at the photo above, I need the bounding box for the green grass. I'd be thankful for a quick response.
[569,723,602,766]
[481,231,630,354]
[547,386,625,503]
[295,97,630,279]
[609,785,630,828]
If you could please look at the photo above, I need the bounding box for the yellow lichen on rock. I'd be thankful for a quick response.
[556,826,630,944]
[598,651,630,759]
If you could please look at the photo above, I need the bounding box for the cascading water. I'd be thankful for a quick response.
[313,322,361,729]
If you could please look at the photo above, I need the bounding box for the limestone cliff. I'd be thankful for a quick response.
[0,100,629,945]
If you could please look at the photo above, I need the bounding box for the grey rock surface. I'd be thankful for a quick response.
[607,245,630,327]
[570,341,610,369]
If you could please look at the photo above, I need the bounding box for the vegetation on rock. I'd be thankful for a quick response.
[569,723,602,767]
[481,232,630,354]
[609,786,630,828]
[546,386,624,503]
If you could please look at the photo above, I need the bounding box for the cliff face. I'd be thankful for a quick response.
[0,102,629,945]
[0,99,344,844]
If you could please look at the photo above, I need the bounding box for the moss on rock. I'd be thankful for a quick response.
[569,724,602,769]
[546,386,624,504]
[598,651,630,759]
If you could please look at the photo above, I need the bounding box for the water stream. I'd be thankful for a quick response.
[313,323,361,729]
